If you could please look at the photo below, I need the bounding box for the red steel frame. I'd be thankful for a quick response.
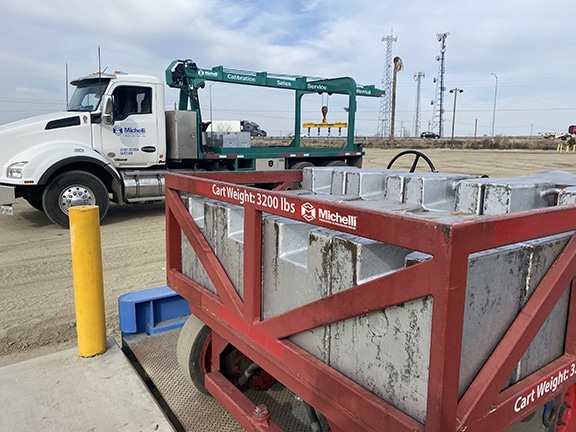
[165,170,576,432]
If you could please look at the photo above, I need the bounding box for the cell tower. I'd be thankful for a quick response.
[377,32,397,137]
[413,71,425,137]
[430,32,449,137]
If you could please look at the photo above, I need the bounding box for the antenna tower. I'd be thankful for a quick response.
[431,32,449,137]
[377,32,397,137]
[413,71,425,137]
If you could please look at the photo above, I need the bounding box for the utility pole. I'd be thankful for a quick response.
[390,56,404,144]
[413,71,425,137]
[377,32,397,137]
[491,73,498,137]
[449,87,463,146]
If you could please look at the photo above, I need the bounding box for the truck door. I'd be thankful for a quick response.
[96,84,160,168]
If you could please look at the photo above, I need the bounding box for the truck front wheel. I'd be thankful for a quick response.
[42,171,110,228]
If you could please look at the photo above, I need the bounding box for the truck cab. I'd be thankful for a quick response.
[75,73,166,168]
[241,120,266,137]
[0,72,166,227]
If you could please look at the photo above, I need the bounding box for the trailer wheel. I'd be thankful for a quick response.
[42,171,109,228]
[550,383,576,432]
[290,161,314,170]
[323,160,347,167]
[386,150,438,173]
[177,314,213,394]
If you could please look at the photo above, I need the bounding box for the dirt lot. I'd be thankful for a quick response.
[1,148,575,366]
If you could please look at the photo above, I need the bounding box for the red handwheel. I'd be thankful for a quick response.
[553,383,576,432]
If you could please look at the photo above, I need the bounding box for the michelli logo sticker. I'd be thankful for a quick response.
[301,202,316,222]
[300,202,357,230]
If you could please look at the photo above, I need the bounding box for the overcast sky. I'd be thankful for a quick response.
[1,0,574,137]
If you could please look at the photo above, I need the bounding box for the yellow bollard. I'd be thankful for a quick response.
[69,206,107,357]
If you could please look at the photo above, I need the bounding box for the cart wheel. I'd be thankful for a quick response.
[177,315,212,394]
[550,383,576,432]
[386,150,438,173]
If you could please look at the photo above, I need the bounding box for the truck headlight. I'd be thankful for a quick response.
[7,161,28,179]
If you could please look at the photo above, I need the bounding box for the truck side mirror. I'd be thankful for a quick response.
[101,94,115,125]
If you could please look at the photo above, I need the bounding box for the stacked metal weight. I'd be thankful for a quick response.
[180,167,576,424]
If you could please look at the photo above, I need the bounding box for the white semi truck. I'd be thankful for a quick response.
[0,59,383,227]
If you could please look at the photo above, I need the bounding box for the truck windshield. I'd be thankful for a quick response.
[67,78,111,112]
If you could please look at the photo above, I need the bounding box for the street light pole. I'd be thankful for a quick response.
[449,88,464,146]
[491,73,498,138]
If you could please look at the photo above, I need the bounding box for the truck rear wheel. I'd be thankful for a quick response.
[42,171,109,228]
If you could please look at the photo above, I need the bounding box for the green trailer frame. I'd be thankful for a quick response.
[165,60,384,166]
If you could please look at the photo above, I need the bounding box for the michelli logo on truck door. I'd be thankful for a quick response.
[113,126,147,137]
[301,202,357,230]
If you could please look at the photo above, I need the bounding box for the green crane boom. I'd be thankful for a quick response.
[165,59,384,154]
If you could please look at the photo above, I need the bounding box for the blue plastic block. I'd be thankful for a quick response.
[118,286,190,336]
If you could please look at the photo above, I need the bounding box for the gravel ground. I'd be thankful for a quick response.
[2,148,571,430]
[2,147,575,365]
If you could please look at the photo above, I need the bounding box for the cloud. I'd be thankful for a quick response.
[0,0,574,136]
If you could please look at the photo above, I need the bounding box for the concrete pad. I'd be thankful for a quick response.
[0,338,174,432]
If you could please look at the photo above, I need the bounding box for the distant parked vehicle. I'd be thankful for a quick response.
[420,131,440,139]
[241,120,267,137]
